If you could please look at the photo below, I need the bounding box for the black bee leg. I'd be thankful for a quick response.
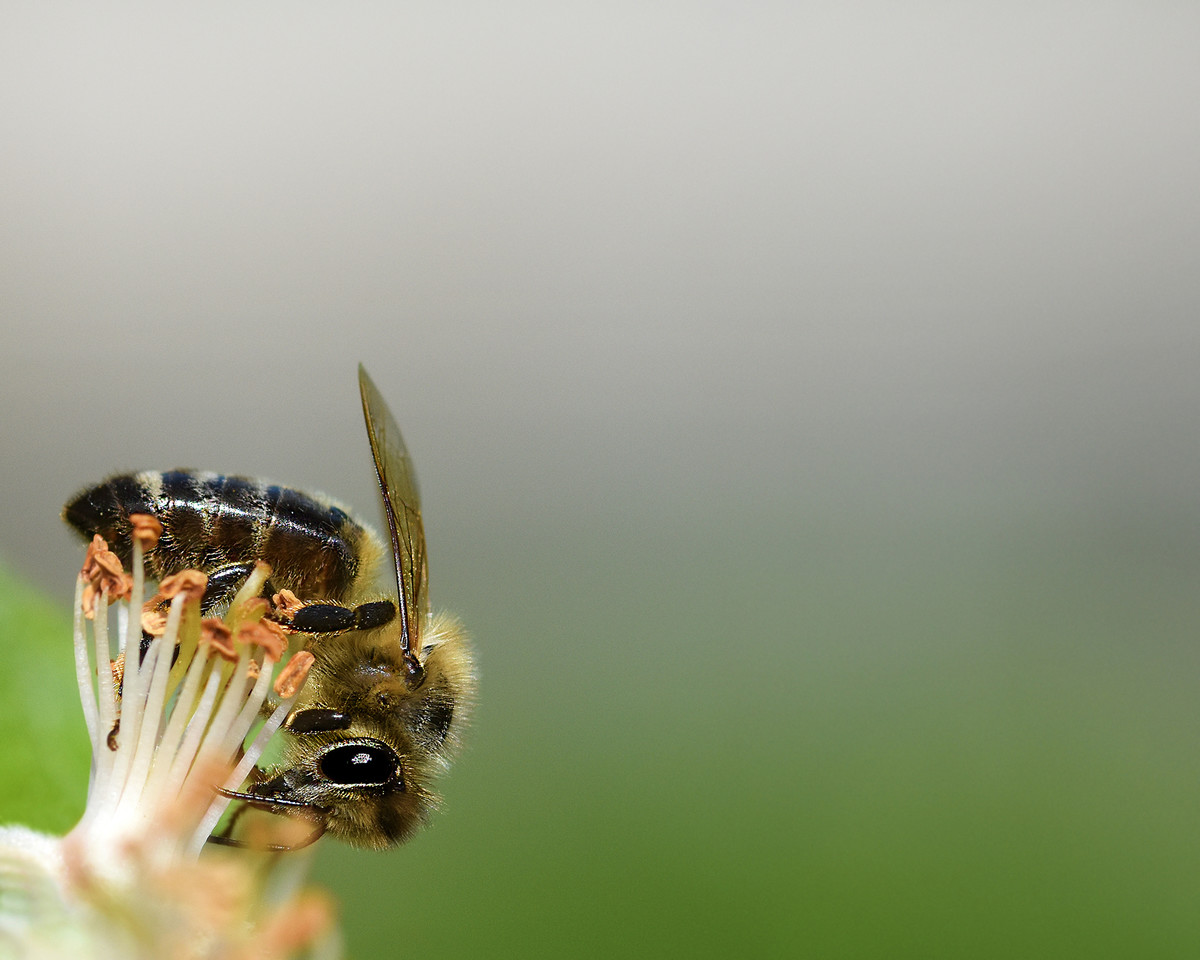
[286,599,396,635]
[210,765,265,843]
[287,602,356,634]
[351,600,396,630]
[213,797,253,840]
[285,708,353,734]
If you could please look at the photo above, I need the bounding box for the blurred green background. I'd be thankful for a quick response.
[8,505,1200,957]
[4,3,1200,957]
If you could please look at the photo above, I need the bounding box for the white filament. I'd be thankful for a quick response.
[68,558,307,867]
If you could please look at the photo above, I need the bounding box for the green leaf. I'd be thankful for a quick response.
[0,562,91,834]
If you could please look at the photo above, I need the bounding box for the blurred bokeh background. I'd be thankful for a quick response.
[3,3,1200,956]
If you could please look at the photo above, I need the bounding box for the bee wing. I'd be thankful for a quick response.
[359,364,429,659]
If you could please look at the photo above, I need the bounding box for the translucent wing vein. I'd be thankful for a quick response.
[358,365,428,659]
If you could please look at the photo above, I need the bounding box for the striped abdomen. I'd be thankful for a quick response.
[63,471,376,602]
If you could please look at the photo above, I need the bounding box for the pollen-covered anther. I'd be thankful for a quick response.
[79,534,133,617]
[199,618,237,661]
[140,604,168,637]
[274,651,315,698]
[272,589,305,617]
[269,589,310,634]
[81,534,121,582]
[237,597,272,622]
[246,660,262,681]
[258,616,289,643]
[235,620,287,661]
[156,569,208,605]
[127,512,164,551]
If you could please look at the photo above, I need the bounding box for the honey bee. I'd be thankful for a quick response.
[63,366,474,849]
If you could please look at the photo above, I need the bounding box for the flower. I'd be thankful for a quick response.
[0,524,340,959]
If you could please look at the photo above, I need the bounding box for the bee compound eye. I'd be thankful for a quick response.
[318,742,401,787]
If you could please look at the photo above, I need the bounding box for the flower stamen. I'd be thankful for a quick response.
[2,500,341,957]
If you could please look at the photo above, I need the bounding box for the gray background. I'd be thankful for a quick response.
[3,4,1200,957]
[4,2,1198,582]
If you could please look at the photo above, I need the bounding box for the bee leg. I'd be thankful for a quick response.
[206,820,327,852]
[209,764,268,842]
[210,785,329,852]
[286,599,396,635]
[284,708,353,734]
[351,600,396,629]
[287,602,356,634]
[213,796,253,840]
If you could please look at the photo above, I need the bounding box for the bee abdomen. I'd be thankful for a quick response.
[63,470,368,600]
